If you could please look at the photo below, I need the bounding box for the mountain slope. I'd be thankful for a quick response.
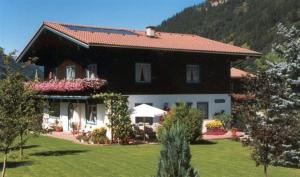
[157,0,300,53]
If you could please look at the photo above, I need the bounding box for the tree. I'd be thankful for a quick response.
[156,122,199,177]
[241,72,279,177]
[266,23,300,168]
[93,93,132,144]
[16,85,43,159]
[0,71,23,177]
[0,69,43,176]
[240,24,300,176]
[158,102,203,143]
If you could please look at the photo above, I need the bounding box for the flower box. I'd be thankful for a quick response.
[205,127,227,135]
[25,78,107,93]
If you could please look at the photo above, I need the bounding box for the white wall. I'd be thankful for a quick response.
[60,102,69,131]
[127,94,231,118]
[53,94,230,137]
[58,102,112,139]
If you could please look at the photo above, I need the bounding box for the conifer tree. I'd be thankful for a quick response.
[156,122,199,177]
[267,24,300,168]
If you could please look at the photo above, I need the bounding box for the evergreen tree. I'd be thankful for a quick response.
[240,24,300,176]
[156,122,199,177]
[266,24,300,168]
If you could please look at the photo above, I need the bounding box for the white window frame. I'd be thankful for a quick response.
[186,64,200,84]
[65,65,75,80]
[135,63,151,83]
[86,64,97,79]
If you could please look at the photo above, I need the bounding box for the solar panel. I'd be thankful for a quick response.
[63,25,137,35]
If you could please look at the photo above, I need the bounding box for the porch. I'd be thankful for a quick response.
[42,95,111,138]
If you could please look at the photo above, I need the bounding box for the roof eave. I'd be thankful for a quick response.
[89,43,262,57]
[16,24,90,63]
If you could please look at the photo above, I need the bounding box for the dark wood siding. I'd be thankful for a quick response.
[24,29,244,94]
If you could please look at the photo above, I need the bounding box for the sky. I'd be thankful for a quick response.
[0,0,203,54]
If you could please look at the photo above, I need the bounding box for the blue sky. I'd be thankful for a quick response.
[0,0,203,54]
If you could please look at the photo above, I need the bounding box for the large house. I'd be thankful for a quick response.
[17,22,261,134]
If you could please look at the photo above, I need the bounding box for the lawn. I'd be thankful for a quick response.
[1,136,299,177]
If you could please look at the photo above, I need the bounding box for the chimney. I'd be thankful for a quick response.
[146,26,155,37]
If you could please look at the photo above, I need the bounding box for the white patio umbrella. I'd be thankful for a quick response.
[131,104,166,118]
[131,104,166,142]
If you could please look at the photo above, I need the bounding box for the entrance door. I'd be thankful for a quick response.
[197,102,209,119]
[68,103,74,131]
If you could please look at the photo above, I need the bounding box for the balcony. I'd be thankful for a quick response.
[26,78,107,93]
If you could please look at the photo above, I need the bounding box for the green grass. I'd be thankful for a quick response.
[1,136,299,177]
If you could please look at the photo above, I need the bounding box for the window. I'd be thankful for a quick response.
[214,99,226,103]
[66,65,75,80]
[48,102,60,118]
[49,68,58,80]
[86,64,97,79]
[197,102,209,119]
[86,104,97,124]
[186,64,200,83]
[135,117,153,125]
[135,63,151,83]
[53,68,58,80]
[186,102,193,108]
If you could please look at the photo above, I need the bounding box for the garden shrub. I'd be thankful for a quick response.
[214,113,233,130]
[91,127,108,144]
[157,102,203,143]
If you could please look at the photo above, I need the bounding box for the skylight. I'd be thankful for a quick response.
[63,25,137,35]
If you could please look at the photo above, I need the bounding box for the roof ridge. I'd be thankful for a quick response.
[44,21,140,33]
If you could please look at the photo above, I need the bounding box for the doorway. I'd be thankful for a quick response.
[68,103,74,131]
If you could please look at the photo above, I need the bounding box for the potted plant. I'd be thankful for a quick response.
[82,134,91,144]
[231,127,238,137]
[71,122,79,135]
[54,120,63,132]
[76,134,84,143]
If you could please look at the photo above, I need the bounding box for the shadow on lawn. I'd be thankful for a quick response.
[31,149,89,157]
[0,145,40,152]
[21,145,40,150]
[191,139,217,145]
[0,161,33,169]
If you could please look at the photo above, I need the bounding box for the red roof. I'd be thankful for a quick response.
[231,67,255,78]
[41,22,260,56]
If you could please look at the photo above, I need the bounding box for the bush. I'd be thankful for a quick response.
[157,102,203,143]
[214,113,233,130]
[91,127,108,144]
[156,122,199,177]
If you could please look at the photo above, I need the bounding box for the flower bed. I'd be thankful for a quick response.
[205,119,227,135]
[26,78,107,93]
[205,127,227,135]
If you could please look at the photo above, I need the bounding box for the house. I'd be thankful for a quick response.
[230,67,256,102]
[17,22,261,135]
[230,67,255,93]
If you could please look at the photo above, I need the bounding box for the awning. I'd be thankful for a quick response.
[131,104,166,118]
